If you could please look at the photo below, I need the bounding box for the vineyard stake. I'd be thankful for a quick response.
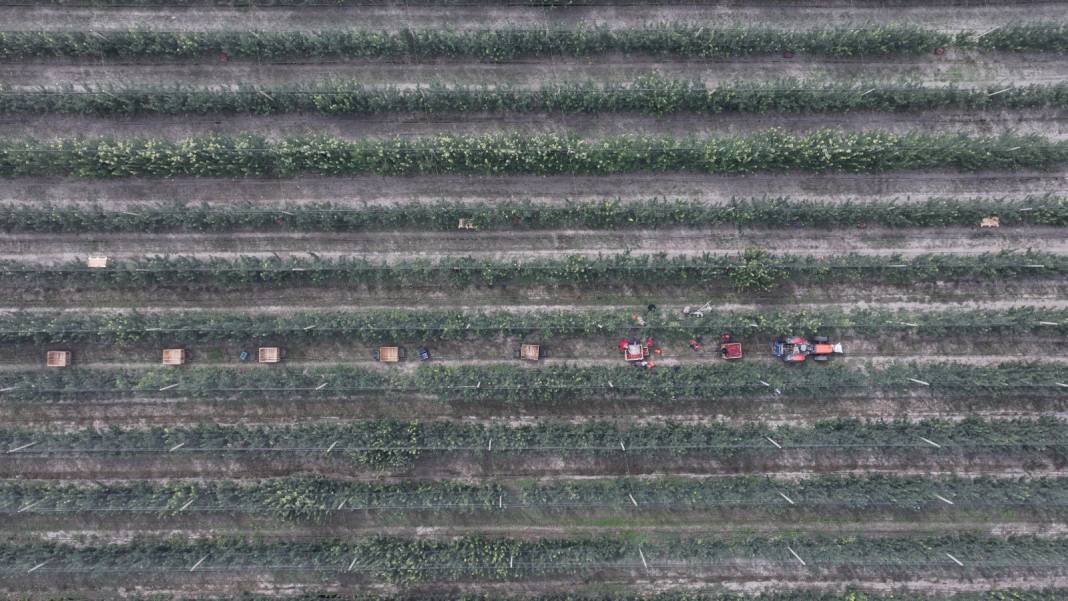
[189,555,207,572]
[765,436,782,449]
[787,547,806,566]
[325,441,339,454]
[179,498,197,512]
[7,441,37,453]
[934,494,954,505]
[628,493,638,507]
[620,441,626,452]
[638,547,648,569]
[17,499,44,513]
[919,437,942,449]
[908,378,930,386]
[348,556,359,572]
[27,560,49,573]
[159,383,179,391]
[778,492,795,505]
[945,552,964,567]
[168,442,185,452]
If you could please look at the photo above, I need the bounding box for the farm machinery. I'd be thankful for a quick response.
[772,336,843,363]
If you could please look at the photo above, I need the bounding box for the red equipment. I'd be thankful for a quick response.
[719,333,743,360]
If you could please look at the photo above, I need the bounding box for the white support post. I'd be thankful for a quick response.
[987,87,1012,96]
[628,493,638,507]
[919,437,942,449]
[499,495,503,509]
[759,380,771,388]
[159,383,179,391]
[945,552,964,567]
[1038,322,1060,326]
[325,441,339,454]
[509,555,514,569]
[189,555,207,572]
[638,547,649,569]
[908,378,930,386]
[27,560,49,573]
[487,439,492,452]
[315,383,327,390]
[934,494,954,506]
[7,441,37,453]
[778,492,795,505]
[168,442,185,452]
[765,436,782,449]
[620,441,626,452]
[179,498,197,512]
[17,499,44,513]
[860,88,876,96]
[787,547,806,566]
[337,500,346,510]
[1056,383,1068,389]
[348,556,359,572]
[0,386,18,392]
[303,325,317,330]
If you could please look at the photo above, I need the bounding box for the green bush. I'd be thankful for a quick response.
[1,131,1063,177]
[1,252,1063,291]
[1,196,1065,233]
[7,78,1066,117]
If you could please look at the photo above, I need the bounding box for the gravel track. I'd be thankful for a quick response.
[2,171,1065,207]
[2,52,1062,89]
[1,2,1064,32]
[3,108,1066,140]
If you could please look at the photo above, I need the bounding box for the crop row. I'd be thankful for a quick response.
[0,132,1061,177]
[1,534,1066,583]
[1,24,1066,61]
[32,592,1068,601]
[3,306,1065,346]
[3,474,1066,522]
[4,416,1065,458]
[6,79,1067,117]
[4,362,1063,404]
[1,252,1062,293]
[2,196,1067,233]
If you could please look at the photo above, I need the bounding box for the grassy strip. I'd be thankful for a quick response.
[6,79,1068,116]
[1,132,1061,177]
[1,534,1066,583]
[4,474,1067,521]
[2,306,1066,345]
[3,196,1067,233]
[0,25,1064,60]
[0,25,959,60]
[2,362,1063,403]
[22,591,1068,601]
[4,415,1066,457]
[0,252,1063,292]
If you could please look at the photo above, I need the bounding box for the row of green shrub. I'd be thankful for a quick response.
[3,533,1067,583]
[4,474,1066,522]
[0,24,1065,60]
[7,79,1067,116]
[3,306,1065,345]
[2,196,1066,233]
[4,362,1063,404]
[1,252,1062,292]
[2,132,1060,177]
[25,591,1068,601]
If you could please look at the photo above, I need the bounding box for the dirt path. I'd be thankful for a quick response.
[4,226,1064,262]
[2,171,1065,208]
[2,52,1062,89]
[1,3,1063,32]
[3,108,1065,140]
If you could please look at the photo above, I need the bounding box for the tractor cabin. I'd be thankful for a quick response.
[46,350,71,368]
[161,349,186,365]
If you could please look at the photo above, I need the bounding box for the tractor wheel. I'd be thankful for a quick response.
[813,336,829,343]
[813,355,829,362]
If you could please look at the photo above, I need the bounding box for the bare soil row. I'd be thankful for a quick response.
[0,2,1060,32]
[1,108,1065,141]
[2,172,1065,208]
[2,52,1061,89]
[1,448,1064,481]
[5,226,1064,263]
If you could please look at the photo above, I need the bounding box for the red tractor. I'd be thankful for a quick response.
[772,336,843,363]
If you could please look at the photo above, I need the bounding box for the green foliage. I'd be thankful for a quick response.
[0,25,959,61]
[0,131,1064,177]
[728,247,785,292]
[7,78,1067,117]
[2,305,1065,346]
[1,251,1064,292]
[5,474,1068,521]
[1,196,1065,233]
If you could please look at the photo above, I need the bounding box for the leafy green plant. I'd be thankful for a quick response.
[0,131,1064,177]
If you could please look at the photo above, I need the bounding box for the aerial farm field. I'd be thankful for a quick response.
[1,1,1068,601]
